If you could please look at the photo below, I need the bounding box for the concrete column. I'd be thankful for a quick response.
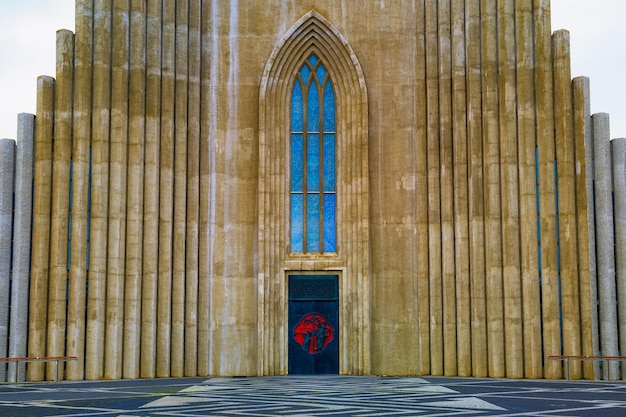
[451,0,471,377]
[465,0,488,378]
[28,76,55,382]
[140,0,162,379]
[553,30,582,379]
[612,138,626,380]
[8,114,35,383]
[534,0,561,379]
[185,0,202,377]
[47,29,75,381]
[85,0,112,381]
[104,0,130,380]
[515,0,542,379]
[157,0,176,378]
[592,113,619,380]
[573,76,599,379]
[123,0,146,379]
[0,138,15,383]
[171,0,189,378]
[498,0,523,379]
[66,0,93,381]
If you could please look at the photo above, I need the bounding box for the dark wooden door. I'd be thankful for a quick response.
[288,275,339,375]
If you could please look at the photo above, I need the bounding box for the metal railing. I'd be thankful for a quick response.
[548,355,626,380]
[0,356,77,382]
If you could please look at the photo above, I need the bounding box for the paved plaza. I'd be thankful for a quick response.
[1,375,625,416]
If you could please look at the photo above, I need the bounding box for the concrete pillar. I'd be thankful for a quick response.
[66,0,93,381]
[516,0,542,379]
[465,0,488,378]
[573,76,599,379]
[28,76,55,382]
[592,113,619,380]
[553,30,582,379]
[0,138,15,383]
[47,29,75,381]
[534,0,561,379]
[123,0,146,380]
[140,0,162,379]
[8,114,35,383]
[104,0,130,380]
[612,138,626,380]
[498,0,523,379]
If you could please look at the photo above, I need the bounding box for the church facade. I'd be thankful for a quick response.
[1,0,625,382]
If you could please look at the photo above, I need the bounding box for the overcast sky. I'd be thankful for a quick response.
[1,0,625,140]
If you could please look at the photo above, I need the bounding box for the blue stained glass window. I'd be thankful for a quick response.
[290,54,336,254]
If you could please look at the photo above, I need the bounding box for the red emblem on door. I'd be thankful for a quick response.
[293,313,334,354]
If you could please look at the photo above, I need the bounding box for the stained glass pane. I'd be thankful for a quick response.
[307,83,319,132]
[291,134,303,191]
[308,55,318,66]
[292,81,303,132]
[291,194,304,252]
[307,134,319,192]
[307,193,320,252]
[316,64,327,83]
[323,134,335,191]
[300,65,311,85]
[323,81,335,131]
[323,193,336,252]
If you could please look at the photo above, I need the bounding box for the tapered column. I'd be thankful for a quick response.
[534,0,561,379]
[498,0,522,378]
[185,0,202,377]
[104,0,130,380]
[553,30,582,379]
[123,0,146,380]
[572,77,598,379]
[8,114,35,383]
[516,0,542,379]
[612,138,626,380]
[86,0,112,380]
[0,139,15,383]
[593,113,619,380]
[451,0,470,377]
[171,0,189,378]
[28,76,55,382]
[157,0,176,377]
[47,29,74,381]
[140,0,162,379]
[425,0,443,376]
[465,0,487,377]
[66,0,93,381]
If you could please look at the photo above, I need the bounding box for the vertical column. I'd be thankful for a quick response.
[157,0,176,377]
[572,76,598,379]
[465,0,487,377]
[534,0,561,379]
[481,0,504,378]
[8,114,35,383]
[516,0,542,379]
[141,0,162,379]
[425,0,443,376]
[104,0,130,380]
[185,0,202,377]
[123,0,147,380]
[0,139,15,383]
[593,113,619,379]
[47,29,75,381]
[171,0,189,378]
[553,29,582,379]
[451,0,470,377]
[498,0,522,378]
[86,0,112,380]
[437,0,457,376]
[612,138,626,380]
[66,0,93,381]
[28,76,55,382]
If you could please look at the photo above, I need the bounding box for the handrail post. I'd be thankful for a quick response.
[565,358,570,380]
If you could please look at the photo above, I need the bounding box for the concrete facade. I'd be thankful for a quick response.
[1,0,626,382]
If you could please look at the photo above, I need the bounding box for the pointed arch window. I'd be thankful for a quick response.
[291,54,336,253]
